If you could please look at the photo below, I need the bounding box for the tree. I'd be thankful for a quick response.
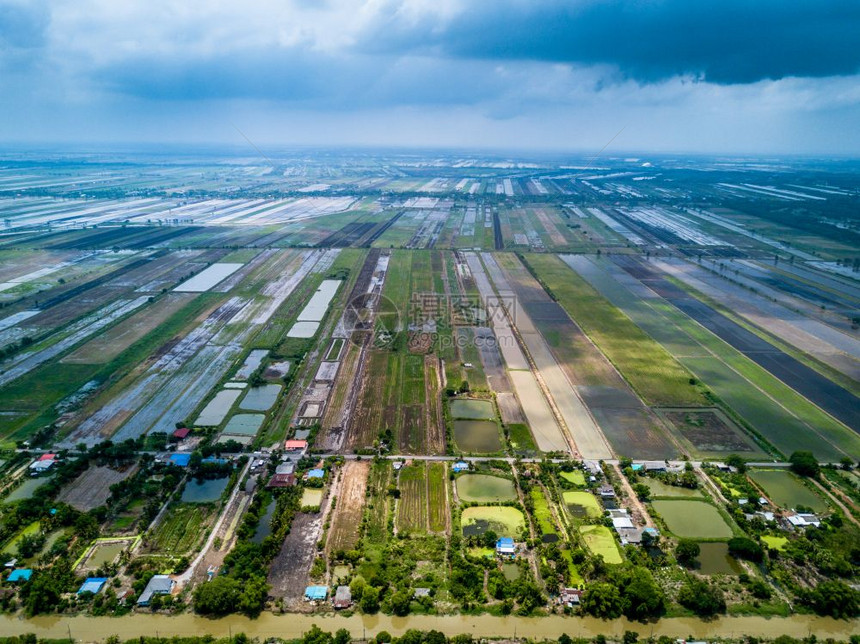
[632,483,650,502]
[728,536,764,563]
[389,589,412,616]
[806,580,860,618]
[581,582,623,619]
[361,586,381,613]
[675,539,700,567]
[621,567,665,620]
[678,577,726,617]
[193,577,241,615]
[789,451,820,478]
[725,454,747,473]
[334,630,351,644]
[622,632,639,644]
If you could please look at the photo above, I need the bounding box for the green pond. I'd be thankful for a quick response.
[251,500,277,544]
[223,414,265,436]
[3,477,52,503]
[453,420,502,453]
[651,500,733,539]
[449,399,495,420]
[461,506,525,538]
[181,477,230,503]
[643,477,703,498]
[86,542,127,568]
[240,385,281,412]
[748,470,827,513]
[456,474,516,503]
[696,542,743,575]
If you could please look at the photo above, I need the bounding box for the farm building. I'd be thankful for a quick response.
[452,461,470,473]
[4,558,18,569]
[414,588,431,599]
[7,569,32,583]
[173,427,190,439]
[77,577,108,595]
[305,468,325,480]
[29,453,57,474]
[267,473,296,488]
[598,485,615,498]
[559,587,583,606]
[284,439,308,454]
[167,453,191,467]
[496,537,516,557]
[138,575,175,605]
[275,462,295,475]
[786,513,821,528]
[333,585,352,609]
[304,585,328,602]
[616,528,643,545]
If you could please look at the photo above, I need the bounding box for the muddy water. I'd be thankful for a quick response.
[2,613,857,642]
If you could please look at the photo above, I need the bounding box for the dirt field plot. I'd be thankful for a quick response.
[268,512,324,608]
[57,465,137,511]
[396,463,429,533]
[658,408,762,456]
[327,461,370,553]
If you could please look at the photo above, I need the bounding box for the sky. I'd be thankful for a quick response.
[1,0,860,155]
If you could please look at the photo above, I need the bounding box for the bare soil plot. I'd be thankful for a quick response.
[62,293,197,364]
[327,461,370,553]
[56,465,137,511]
[267,512,324,609]
[657,408,762,456]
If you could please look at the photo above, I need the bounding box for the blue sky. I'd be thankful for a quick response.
[1,0,859,154]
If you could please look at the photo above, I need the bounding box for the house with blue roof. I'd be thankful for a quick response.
[496,537,516,557]
[78,577,108,595]
[7,569,32,583]
[452,461,469,473]
[168,453,191,467]
[305,468,325,480]
[304,585,328,601]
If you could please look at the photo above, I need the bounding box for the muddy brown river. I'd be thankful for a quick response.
[1,613,858,642]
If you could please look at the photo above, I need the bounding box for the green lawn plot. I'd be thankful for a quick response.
[748,469,828,513]
[563,490,602,519]
[561,549,585,585]
[651,500,733,539]
[449,398,495,420]
[762,535,789,551]
[147,503,214,555]
[454,328,488,390]
[579,525,623,565]
[560,470,586,486]
[530,487,559,541]
[396,463,429,533]
[528,254,705,407]
[453,419,503,453]
[559,254,858,461]
[642,477,704,498]
[456,474,517,503]
[362,462,392,570]
[301,488,324,509]
[461,506,526,539]
[507,423,538,456]
[427,462,448,533]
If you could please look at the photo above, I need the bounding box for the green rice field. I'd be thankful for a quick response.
[579,525,623,564]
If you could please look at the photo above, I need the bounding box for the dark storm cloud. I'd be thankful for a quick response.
[364,0,860,84]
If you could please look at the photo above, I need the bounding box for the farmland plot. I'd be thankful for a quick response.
[56,465,138,512]
[396,463,429,534]
[327,461,370,553]
[427,462,449,533]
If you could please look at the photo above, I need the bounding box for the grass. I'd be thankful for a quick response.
[762,535,789,551]
[562,490,602,519]
[559,470,586,486]
[651,500,733,539]
[507,423,538,455]
[456,474,517,503]
[427,462,448,532]
[301,488,324,508]
[748,469,828,513]
[526,254,705,407]
[579,525,623,564]
[530,487,557,537]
